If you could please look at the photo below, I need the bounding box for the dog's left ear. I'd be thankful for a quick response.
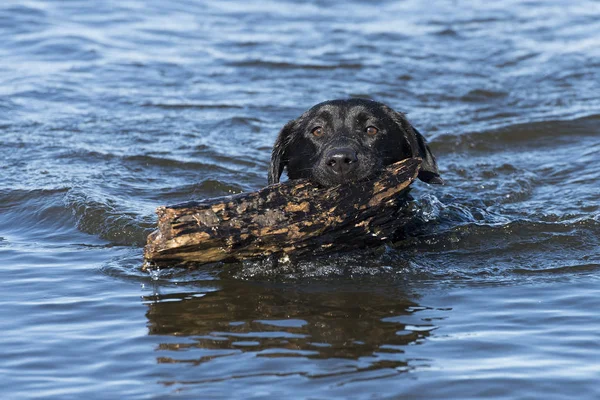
[388,108,443,184]
[410,125,444,184]
[268,120,295,185]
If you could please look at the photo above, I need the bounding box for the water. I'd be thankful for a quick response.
[1,0,599,398]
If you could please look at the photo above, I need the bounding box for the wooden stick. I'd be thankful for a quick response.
[143,157,421,267]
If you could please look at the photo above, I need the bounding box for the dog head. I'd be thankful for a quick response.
[268,99,443,187]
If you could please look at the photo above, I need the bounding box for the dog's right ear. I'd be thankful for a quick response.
[410,126,444,185]
[268,120,295,185]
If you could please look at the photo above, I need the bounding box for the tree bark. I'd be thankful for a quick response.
[143,157,421,268]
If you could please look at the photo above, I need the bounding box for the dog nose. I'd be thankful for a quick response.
[325,147,358,174]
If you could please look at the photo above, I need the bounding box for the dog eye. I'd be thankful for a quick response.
[311,126,324,137]
[366,126,378,136]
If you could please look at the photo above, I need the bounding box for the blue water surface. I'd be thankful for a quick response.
[1,1,599,399]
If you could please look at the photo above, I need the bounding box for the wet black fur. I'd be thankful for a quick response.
[268,99,442,187]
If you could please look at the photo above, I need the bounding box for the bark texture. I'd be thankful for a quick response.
[143,157,421,267]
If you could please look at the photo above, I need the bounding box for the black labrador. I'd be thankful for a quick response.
[269,99,442,187]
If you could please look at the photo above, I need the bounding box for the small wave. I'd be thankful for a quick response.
[227,60,363,70]
[433,113,600,153]
[434,28,459,37]
[124,154,232,173]
[511,263,600,275]
[459,89,508,103]
[51,148,242,176]
[64,190,154,247]
[11,34,102,62]
[141,102,244,110]
[390,219,600,286]
[0,188,78,242]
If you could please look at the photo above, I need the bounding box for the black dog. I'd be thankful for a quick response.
[269,99,442,187]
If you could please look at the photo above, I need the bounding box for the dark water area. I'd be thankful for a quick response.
[1,0,599,398]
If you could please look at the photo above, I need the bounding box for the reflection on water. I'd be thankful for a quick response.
[144,280,443,377]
